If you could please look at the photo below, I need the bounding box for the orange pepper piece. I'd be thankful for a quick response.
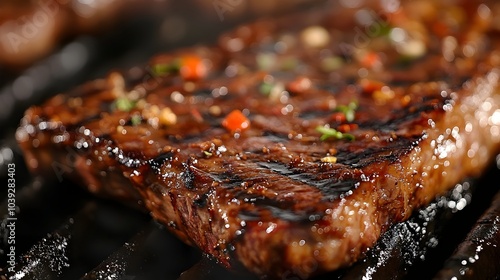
[180,55,206,80]
[360,51,381,69]
[222,110,250,132]
[360,79,385,94]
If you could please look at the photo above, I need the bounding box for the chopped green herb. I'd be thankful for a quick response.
[316,125,355,141]
[321,56,343,72]
[256,52,277,71]
[113,97,136,112]
[334,101,358,122]
[130,114,142,126]
[281,57,299,71]
[259,81,274,96]
[152,59,181,76]
[373,22,392,37]
[203,151,213,156]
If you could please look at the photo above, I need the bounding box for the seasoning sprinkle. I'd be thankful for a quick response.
[113,97,136,112]
[256,52,277,70]
[334,101,358,122]
[152,59,181,76]
[316,125,355,141]
[259,81,274,96]
[130,114,142,126]
[321,55,344,72]
[321,156,338,163]
[203,151,213,157]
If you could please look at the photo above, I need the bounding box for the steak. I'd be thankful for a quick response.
[15,0,500,278]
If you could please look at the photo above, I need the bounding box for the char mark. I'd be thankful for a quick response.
[265,206,323,222]
[237,193,325,221]
[167,134,194,144]
[192,88,213,97]
[66,114,102,131]
[299,110,331,120]
[262,130,290,142]
[237,193,290,208]
[359,96,449,132]
[335,140,419,168]
[167,130,222,144]
[238,207,316,223]
[149,151,175,173]
[182,161,197,190]
[207,171,244,189]
[107,146,144,168]
[193,193,209,208]
[258,161,357,201]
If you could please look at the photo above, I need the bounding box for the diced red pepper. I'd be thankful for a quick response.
[360,51,381,69]
[191,108,204,123]
[337,123,358,133]
[222,110,250,132]
[180,55,206,81]
[329,112,346,123]
[286,77,311,95]
[432,21,450,38]
[360,79,385,94]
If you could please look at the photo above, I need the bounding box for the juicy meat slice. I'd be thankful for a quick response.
[15,0,500,278]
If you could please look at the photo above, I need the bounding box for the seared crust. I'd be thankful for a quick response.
[16,0,500,278]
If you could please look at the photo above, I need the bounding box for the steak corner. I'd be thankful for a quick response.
[15,0,500,278]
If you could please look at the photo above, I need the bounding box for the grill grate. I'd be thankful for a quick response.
[1,1,500,279]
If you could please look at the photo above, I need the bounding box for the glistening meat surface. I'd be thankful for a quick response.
[15,0,500,278]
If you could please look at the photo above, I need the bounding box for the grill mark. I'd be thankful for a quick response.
[299,110,331,120]
[359,97,449,132]
[202,161,330,221]
[258,161,357,201]
[238,210,262,221]
[167,134,208,144]
[149,151,175,174]
[238,193,287,208]
[238,208,324,223]
[207,171,244,189]
[238,208,313,222]
[202,112,223,127]
[314,82,346,94]
[166,128,223,144]
[335,140,419,168]
[237,194,325,222]
[265,206,320,222]
[192,88,213,97]
[262,130,290,142]
[65,114,102,131]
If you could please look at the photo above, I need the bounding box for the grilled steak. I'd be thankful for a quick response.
[15,0,500,278]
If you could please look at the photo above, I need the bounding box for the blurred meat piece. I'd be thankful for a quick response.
[194,0,326,22]
[0,0,170,71]
[0,0,328,72]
